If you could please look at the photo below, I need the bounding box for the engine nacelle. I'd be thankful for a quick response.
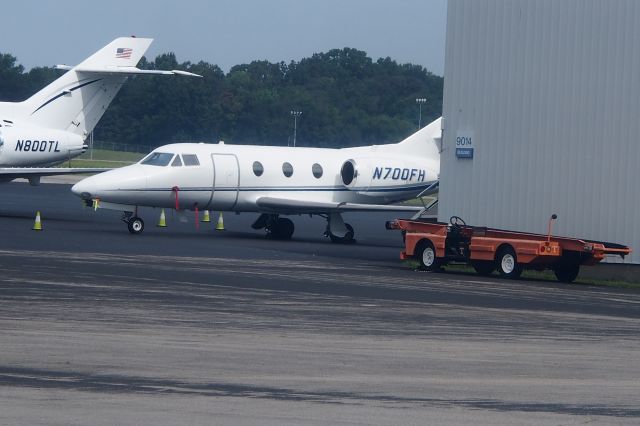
[340,157,437,197]
[0,126,86,167]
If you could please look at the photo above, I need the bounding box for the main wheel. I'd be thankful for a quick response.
[329,223,355,244]
[472,261,495,276]
[417,240,441,272]
[554,262,580,283]
[496,246,522,279]
[273,217,295,240]
[127,217,145,235]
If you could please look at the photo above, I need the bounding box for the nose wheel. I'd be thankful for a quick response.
[127,217,145,234]
[122,211,145,235]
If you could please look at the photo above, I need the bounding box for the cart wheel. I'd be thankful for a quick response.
[417,240,441,272]
[496,246,522,279]
[472,261,495,276]
[554,262,580,283]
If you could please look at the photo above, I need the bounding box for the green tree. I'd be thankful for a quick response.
[0,48,443,149]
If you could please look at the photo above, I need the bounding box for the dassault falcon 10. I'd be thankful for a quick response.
[72,118,442,243]
[0,36,200,185]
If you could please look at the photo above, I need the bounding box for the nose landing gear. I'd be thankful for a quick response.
[122,211,145,235]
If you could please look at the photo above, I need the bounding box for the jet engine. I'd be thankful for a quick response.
[0,126,86,167]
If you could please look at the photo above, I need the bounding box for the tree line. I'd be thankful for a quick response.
[0,48,442,149]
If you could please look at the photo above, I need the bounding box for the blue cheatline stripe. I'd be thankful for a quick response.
[117,183,435,193]
[31,79,103,115]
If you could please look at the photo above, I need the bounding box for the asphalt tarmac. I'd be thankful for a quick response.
[1,181,640,425]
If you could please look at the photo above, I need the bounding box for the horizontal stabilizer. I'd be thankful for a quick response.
[67,66,202,77]
[55,65,202,77]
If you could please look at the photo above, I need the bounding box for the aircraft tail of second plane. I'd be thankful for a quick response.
[8,37,155,137]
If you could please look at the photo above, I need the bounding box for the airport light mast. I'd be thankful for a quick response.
[416,98,427,129]
[290,110,302,147]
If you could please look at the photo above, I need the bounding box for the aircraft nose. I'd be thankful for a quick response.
[71,165,148,202]
[71,178,94,200]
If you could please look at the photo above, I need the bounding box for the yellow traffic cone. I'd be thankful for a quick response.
[157,209,167,227]
[202,209,211,223]
[32,211,42,231]
[215,212,225,231]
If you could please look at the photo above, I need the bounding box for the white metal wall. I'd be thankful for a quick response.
[441,0,640,264]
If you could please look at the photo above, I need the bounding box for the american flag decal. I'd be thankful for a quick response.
[116,48,132,59]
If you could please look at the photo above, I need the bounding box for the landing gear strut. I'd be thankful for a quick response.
[251,212,355,243]
[324,212,355,244]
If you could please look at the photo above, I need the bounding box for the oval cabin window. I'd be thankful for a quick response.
[312,163,323,178]
[282,162,293,177]
[253,161,264,176]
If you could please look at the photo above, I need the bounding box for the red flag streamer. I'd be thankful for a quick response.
[172,186,180,210]
[195,205,200,230]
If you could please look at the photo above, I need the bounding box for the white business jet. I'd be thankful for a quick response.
[0,37,199,185]
[72,117,441,243]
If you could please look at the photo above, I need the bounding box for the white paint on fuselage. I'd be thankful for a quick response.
[73,141,439,212]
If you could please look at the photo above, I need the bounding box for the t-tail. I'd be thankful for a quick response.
[2,37,199,139]
[394,117,442,159]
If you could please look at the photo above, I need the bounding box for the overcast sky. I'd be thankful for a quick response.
[1,0,446,75]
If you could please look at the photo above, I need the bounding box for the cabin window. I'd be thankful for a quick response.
[312,163,323,178]
[253,161,264,176]
[171,155,183,167]
[182,154,200,166]
[141,152,174,166]
[282,162,293,177]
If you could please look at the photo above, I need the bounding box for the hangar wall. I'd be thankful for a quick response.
[440,0,640,264]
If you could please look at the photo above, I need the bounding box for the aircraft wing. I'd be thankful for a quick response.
[255,196,424,215]
[0,167,110,184]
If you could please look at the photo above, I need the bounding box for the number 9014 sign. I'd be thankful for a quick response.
[456,131,474,159]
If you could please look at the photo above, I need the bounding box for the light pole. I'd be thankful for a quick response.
[89,131,94,160]
[416,98,427,129]
[290,110,302,147]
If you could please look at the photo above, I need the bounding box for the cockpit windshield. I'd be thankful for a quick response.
[140,152,174,166]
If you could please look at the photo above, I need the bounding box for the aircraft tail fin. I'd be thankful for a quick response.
[13,37,161,138]
[75,37,154,70]
[394,117,442,159]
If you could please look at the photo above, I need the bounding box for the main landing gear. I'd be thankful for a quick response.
[323,212,355,244]
[252,214,295,240]
[122,211,145,235]
[251,212,355,244]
